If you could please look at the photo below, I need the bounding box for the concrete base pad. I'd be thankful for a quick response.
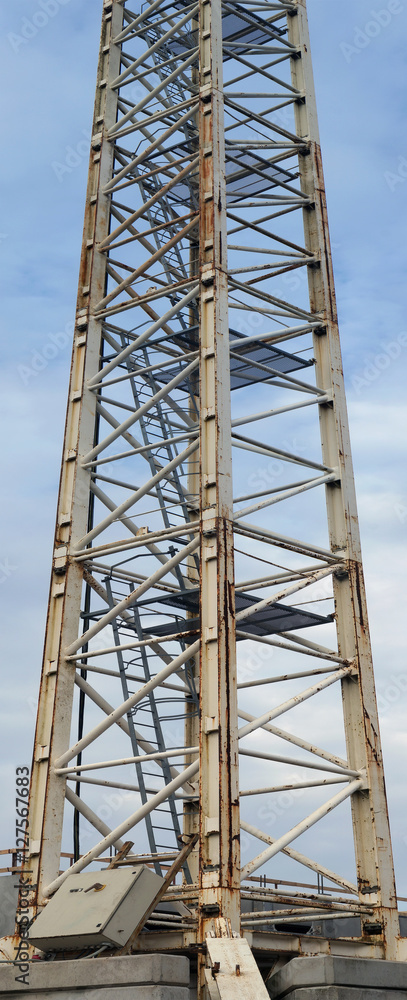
[0,954,190,999]
[274,992,407,1000]
[0,991,186,1000]
[267,957,407,999]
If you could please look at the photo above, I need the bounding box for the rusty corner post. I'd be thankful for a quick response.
[288,0,399,959]
[17,0,123,925]
[197,0,241,980]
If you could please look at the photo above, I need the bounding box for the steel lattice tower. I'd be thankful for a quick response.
[15,0,402,989]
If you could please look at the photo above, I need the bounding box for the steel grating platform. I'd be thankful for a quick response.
[137,588,333,638]
[151,326,313,391]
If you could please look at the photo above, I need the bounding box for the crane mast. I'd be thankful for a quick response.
[9,0,403,994]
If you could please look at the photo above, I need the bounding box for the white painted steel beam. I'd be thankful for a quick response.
[196,0,240,968]
[241,778,365,879]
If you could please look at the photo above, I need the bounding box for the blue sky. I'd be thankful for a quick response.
[0,0,406,894]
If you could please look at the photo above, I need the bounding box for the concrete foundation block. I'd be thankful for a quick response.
[268,991,407,1000]
[0,954,191,999]
[267,956,407,999]
[0,991,189,1000]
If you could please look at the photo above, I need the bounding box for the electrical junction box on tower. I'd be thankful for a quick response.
[29,866,163,951]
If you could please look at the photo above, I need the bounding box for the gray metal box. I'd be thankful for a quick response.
[29,866,163,951]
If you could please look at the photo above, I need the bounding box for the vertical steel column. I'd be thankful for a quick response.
[23,0,122,911]
[198,0,240,945]
[184,10,201,884]
[288,0,399,958]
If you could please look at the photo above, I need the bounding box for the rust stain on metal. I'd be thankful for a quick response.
[312,141,338,326]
